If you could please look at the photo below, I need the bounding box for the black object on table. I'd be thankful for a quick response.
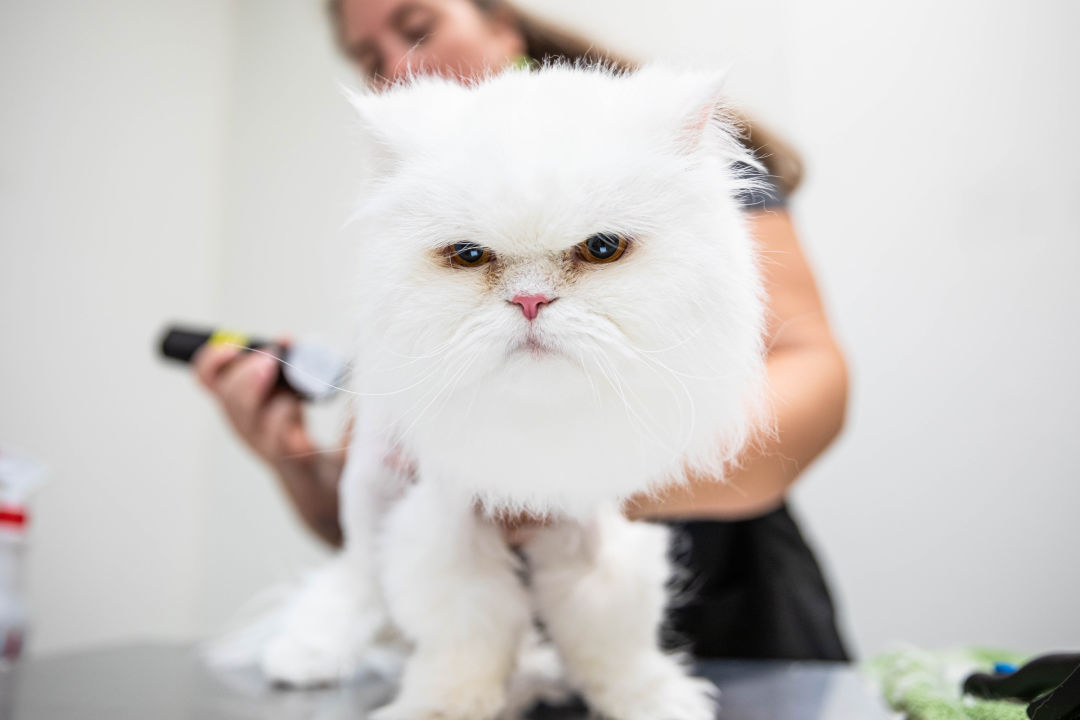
[0,644,892,720]
[964,653,1080,720]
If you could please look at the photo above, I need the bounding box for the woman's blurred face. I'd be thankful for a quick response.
[339,0,526,85]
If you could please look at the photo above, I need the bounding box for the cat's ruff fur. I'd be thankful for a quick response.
[213,64,770,720]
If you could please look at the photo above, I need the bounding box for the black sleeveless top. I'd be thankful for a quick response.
[656,165,850,663]
[659,506,849,661]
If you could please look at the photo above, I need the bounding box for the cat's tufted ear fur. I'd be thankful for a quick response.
[342,75,468,180]
[627,67,765,204]
[341,84,398,179]
[629,67,757,166]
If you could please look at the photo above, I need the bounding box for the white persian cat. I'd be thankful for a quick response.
[231,64,770,720]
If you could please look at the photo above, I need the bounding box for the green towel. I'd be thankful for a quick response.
[867,647,1031,720]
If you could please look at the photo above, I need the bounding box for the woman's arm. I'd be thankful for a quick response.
[274,447,346,547]
[193,342,346,547]
[624,209,849,521]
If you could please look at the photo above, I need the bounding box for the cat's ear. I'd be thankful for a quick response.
[681,75,752,162]
[639,68,756,167]
[341,84,404,180]
[341,77,466,180]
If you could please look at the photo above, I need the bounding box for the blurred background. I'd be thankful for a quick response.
[1,0,1077,660]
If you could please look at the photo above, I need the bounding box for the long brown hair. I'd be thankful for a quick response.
[327,0,803,194]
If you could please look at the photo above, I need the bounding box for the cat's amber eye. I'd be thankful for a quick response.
[447,242,493,268]
[577,233,629,264]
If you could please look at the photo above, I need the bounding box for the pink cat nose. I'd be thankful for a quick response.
[511,294,553,321]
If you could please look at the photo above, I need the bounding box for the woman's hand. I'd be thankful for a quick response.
[192,339,317,467]
[193,339,345,546]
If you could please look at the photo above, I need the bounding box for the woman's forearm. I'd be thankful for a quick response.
[275,450,346,547]
[625,337,848,521]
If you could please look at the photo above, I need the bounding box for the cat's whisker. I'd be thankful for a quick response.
[398,345,483,440]
[585,349,629,423]
[624,323,706,355]
[587,355,660,465]
[424,346,484,426]
[609,354,688,458]
[624,347,699,454]
[629,348,740,383]
[361,335,453,374]
[610,339,701,458]
[359,353,450,387]
[374,343,453,363]
[599,313,756,384]
[461,358,485,420]
[752,248,788,271]
[364,339,454,371]
[223,343,449,399]
[387,35,438,84]
[386,327,479,410]
[391,331,486,429]
[393,358,458,430]
[588,348,680,459]
[762,309,829,355]
[576,352,602,407]
[593,308,708,358]
[350,360,450,397]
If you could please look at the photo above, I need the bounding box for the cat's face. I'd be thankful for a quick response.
[348,66,767,512]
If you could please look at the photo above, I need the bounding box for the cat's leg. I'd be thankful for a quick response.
[524,507,717,720]
[371,479,530,720]
[260,426,398,686]
[501,626,576,720]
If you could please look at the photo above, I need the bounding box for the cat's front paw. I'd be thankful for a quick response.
[260,632,360,687]
[371,682,506,720]
[587,667,717,720]
[502,638,575,719]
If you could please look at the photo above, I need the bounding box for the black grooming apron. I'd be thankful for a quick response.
[658,503,850,661]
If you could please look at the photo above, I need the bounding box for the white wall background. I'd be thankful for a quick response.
[0,0,235,653]
[1,0,1077,659]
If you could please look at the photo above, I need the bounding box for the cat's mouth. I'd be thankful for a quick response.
[509,332,558,358]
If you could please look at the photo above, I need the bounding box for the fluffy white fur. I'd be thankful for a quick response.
[240,64,769,720]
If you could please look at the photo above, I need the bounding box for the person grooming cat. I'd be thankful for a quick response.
[195,0,850,666]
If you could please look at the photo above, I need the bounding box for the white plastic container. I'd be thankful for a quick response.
[0,450,43,666]
[0,509,27,664]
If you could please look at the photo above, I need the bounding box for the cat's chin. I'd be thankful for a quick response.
[495,347,579,400]
[507,335,560,358]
